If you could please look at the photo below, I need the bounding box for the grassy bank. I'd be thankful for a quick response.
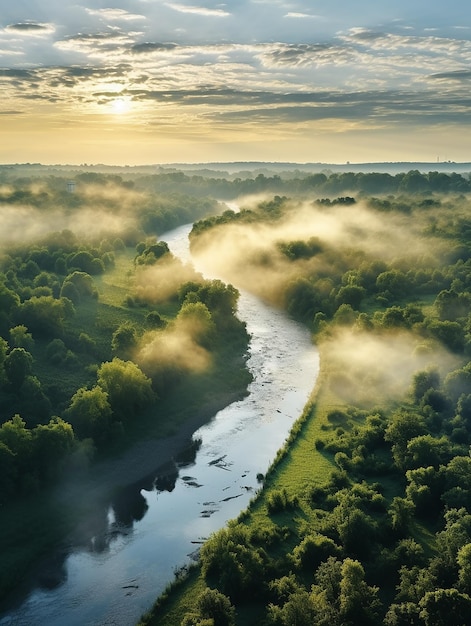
[0,233,252,609]
[138,353,337,625]
[140,327,468,624]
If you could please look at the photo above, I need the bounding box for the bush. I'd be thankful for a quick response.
[267,488,298,514]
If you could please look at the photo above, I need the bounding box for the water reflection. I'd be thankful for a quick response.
[0,224,318,626]
[0,438,202,619]
[88,437,202,554]
[92,437,202,553]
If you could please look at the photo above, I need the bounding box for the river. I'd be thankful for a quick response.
[0,221,319,626]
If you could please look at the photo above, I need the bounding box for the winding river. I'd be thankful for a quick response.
[0,221,319,626]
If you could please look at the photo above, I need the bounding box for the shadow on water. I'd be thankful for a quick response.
[0,437,202,618]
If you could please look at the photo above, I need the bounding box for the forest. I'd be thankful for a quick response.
[0,171,252,603]
[1,166,471,625]
[137,172,471,625]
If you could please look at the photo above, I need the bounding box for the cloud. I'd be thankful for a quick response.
[259,42,357,67]
[5,22,55,35]
[131,42,178,54]
[134,258,200,304]
[430,69,471,81]
[165,3,231,17]
[2,2,471,162]
[284,12,319,20]
[138,320,212,376]
[346,28,385,42]
[85,8,146,21]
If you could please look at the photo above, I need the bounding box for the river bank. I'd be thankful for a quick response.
[57,387,249,542]
[0,384,248,617]
[0,223,319,626]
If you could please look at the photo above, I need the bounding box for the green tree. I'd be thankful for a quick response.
[411,368,440,403]
[376,270,411,301]
[97,358,155,422]
[4,347,33,388]
[405,465,444,518]
[427,320,465,352]
[314,556,343,608]
[183,587,236,626]
[384,602,422,626]
[334,284,364,313]
[405,435,452,470]
[46,338,67,364]
[457,543,471,593]
[435,289,470,322]
[0,283,20,313]
[9,325,34,350]
[60,271,97,304]
[0,337,8,386]
[65,386,113,444]
[385,409,427,470]
[16,295,73,336]
[444,366,471,403]
[389,496,415,535]
[339,558,382,625]
[291,533,341,571]
[419,588,471,626]
[274,589,318,626]
[32,417,75,482]
[111,322,138,359]
[435,508,471,573]
[0,415,34,490]
[200,524,267,602]
[18,375,52,424]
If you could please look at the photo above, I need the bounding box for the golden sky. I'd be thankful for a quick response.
[1,1,470,165]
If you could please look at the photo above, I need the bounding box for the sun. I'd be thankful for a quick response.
[110,97,132,115]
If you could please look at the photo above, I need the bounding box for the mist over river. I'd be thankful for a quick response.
[0,221,319,626]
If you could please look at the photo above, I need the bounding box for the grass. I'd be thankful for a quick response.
[138,567,207,626]
[0,247,252,608]
[141,354,339,625]
[143,340,414,625]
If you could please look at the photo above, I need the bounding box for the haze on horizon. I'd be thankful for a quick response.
[1,1,470,166]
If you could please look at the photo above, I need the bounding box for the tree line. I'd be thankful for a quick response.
[0,179,249,508]
[144,188,471,625]
[3,168,470,206]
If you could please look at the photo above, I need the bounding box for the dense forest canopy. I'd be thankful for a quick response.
[137,169,471,626]
[1,166,471,624]
[0,171,252,603]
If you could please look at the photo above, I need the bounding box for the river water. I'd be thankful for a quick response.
[1,222,319,626]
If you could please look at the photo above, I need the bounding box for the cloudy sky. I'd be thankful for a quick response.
[1,1,470,165]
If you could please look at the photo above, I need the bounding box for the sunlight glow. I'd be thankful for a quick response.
[110,98,132,115]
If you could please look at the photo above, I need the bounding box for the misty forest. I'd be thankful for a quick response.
[1,164,471,626]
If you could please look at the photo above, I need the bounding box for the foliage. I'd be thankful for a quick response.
[3,169,471,621]
[200,524,268,601]
[96,358,155,422]
[145,180,471,625]
[64,385,112,444]
[181,588,236,626]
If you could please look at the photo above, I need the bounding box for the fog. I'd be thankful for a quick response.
[134,256,201,304]
[0,178,167,248]
[323,328,460,407]
[0,203,138,245]
[191,199,445,304]
[136,310,212,377]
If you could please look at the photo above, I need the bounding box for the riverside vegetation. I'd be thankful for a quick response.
[0,172,252,605]
[138,177,471,625]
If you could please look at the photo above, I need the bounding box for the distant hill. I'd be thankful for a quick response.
[1,161,470,178]
[161,161,471,177]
